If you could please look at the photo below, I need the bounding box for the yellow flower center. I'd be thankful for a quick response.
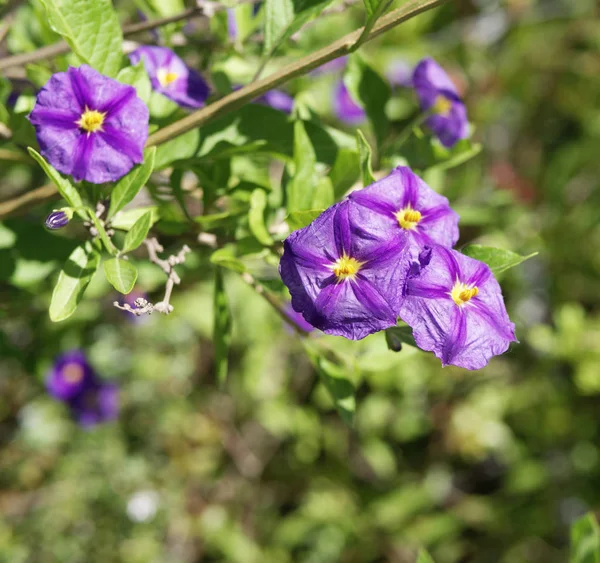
[76,107,106,134]
[396,207,422,230]
[332,255,363,282]
[63,363,84,384]
[157,68,179,87]
[451,281,479,306]
[433,94,453,116]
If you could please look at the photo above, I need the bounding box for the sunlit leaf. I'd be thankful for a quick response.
[103,257,138,294]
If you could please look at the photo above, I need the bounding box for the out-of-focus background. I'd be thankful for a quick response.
[1,0,599,561]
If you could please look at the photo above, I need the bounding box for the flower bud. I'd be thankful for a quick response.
[45,208,73,230]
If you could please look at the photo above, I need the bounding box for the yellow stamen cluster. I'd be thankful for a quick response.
[63,363,84,384]
[433,94,453,116]
[76,107,106,134]
[451,282,479,306]
[396,207,422,230]
[332,255,363,282]
[157,68,179,87]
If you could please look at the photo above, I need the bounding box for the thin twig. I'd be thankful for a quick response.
[0,0,446,219]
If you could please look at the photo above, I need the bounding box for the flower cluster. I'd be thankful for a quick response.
[280,166,517,370]
[46,350,119,427]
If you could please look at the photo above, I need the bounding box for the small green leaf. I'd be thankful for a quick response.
[315,356,356,426]
[286,209,324,231]
[461,245,538,276]
[248,189,274,246]
[116,61,152,104]
[286,120,319,214]
[49,242,100,322]
[213,267,232,386]
[28,148,85,218]
[108,148,156,219]
[210,248,246,273]
[344,55,391,147]
[87,209,118,255]
[122,211,152,253]
[103,257,138,294]
[570,513,600,563]
[110,206,158,231]
[385,325,416,351]
[356,130,376,187]
[39,0,123,77]
[417,549,436,563]
[329,148,360,198]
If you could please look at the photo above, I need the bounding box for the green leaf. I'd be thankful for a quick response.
[286,120,319,214]
[311,177,335,210]
[286,209,324,231]
[344,55,391,147]
[461,245,538,276]
[107,148,156,219]
[362,0,392,17]
[356,130,376,187]
[103,257,138,294]
[313,355,356,426]
[110,206,159,231]
[330,148,360,199]
[210,248,246,273]
[248,189,274,246]
[116,61,152,104]
[264,0,335,55]
[39,0,123,77]
[570,513,600,563]
[385,325,416,352]
[87,209,118,255]
[27,148,85,218]
[122,211,152,253]
[49,241,100,322]
[213,267,232,386]
[417,549,436,563]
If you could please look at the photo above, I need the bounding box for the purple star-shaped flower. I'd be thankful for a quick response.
[399,245,517,370]
[28,65,149,184]
[412,57,469,148]
[279,200,409,340]
[46,350,95,401]
[333,80,366,125]
[70,382,119,428]
[129,46,210,109]
[348,166,459,255]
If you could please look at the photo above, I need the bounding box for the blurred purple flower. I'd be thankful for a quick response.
[284,304,315,334]
[348,166,459,254]
[129,46,210,109]
[386,59,413,88]
[70,382,119,428]
[332,80,365,125]
[255,89,294,113]
[279,200,409,340]
[412,57,469,148]
[399,246,517,370]
[28,65,149,184]
[45,208,73,230]
[46,350,95,401]
[227,9,237,40]
[310,56,348,77]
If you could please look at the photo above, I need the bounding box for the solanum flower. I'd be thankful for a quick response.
[70,381,119,428]
[348,166,459,254]
[412,57,468,148]
[279,201,409,340]
[45,208,73,230]
[46,350,95,401]
[129,46,210,109]
[332,80,366,125]
[399,245,517,370]
[28,65,149,184]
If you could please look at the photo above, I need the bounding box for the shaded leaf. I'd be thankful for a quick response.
[49,242,100,322]
[329,148,360,198]
[248,189,274,246]
[116,61,152,104]
[103,257,137,294]
[213,267,232,386]
[461,245,537,276]
[210,248,246,273]
[286,120,319,214]
[385,325,417,351]
[356,129,376,187]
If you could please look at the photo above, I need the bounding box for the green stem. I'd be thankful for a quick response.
[393,109,431,149]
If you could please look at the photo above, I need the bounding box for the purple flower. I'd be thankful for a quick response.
[399,246,517,370]
[279,200,409,340]
[284,303,316,334]
[46,350,95,401]
[255,89,294,114]
[70,382,119,428]
[227,9,237,40]
[348,166,459,255]
[333,80,366,125]
[386,59,413,88]
[28,65,149,184]
[412,57,469,148]
[45,208,73,230]
[129,46,210,109]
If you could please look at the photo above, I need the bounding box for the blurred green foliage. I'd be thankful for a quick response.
[1,0,600,561]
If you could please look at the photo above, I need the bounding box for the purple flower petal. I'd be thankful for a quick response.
[255,90,294,114]
[46,350,96,401]
[399,245,517,370]
[332,80,366,125]
[129,46,210,109]
[28,65,148,184]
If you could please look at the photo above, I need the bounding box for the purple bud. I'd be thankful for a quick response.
[45,208,73,230]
